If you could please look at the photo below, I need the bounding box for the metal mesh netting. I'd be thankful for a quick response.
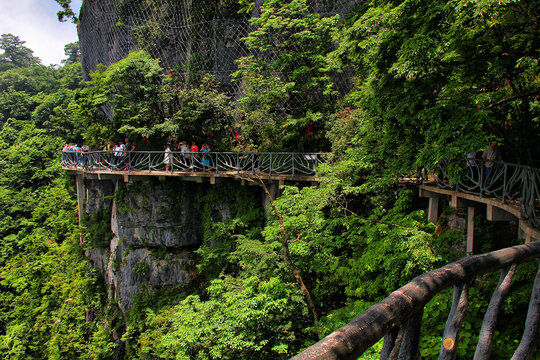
[79,0,362,99]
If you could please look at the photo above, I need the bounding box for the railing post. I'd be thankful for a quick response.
[480,161,485,198]
[148,153,151,173]
[398,309,424,360]
[292,153,295,177]
[270,153,273,177]
[215,153,219,174]
[475,265,517,360]
[439,283,469,360]
[236,153,239,174]
[511,260,540,360]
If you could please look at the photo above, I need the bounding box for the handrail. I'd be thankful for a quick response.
[292,241,540,359]
[432,159,540,228]
[61,150,326,177]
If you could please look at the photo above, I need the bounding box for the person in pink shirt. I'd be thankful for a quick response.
[190,141,199,171]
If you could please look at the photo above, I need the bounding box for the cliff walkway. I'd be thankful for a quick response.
[63,154,540,359]
[416,159,540,244]
[294,159,540,359]
[62,150,324,183]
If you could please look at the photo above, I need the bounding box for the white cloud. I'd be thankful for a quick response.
[0,0,83,66]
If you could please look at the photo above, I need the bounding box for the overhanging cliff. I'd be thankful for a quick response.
[79,176,269,311]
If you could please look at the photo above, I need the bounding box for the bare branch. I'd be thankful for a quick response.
[488,89,540,108]
[235,174,319,323]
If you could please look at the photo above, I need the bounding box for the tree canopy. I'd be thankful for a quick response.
[0,0,539,358]
[0,34,41,71]
[333,0,540,168]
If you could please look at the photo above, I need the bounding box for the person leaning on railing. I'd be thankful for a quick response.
[123,137,134,171]
[113,141,124,170]
[164,144,172,172]
[201,143,211,171]
[190,141,199,171]
[179,141,189,166]
[482,142,499,187]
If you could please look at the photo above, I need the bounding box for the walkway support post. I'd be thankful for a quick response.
[419,187,441,224]
[467,206,475,255]
[75,173,85,229]
[429,197,439,224]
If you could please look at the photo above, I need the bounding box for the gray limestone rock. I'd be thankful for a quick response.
[85,179,114,215]
[84,178,202,311]
[82,176,267,311]
[111,180,201,248]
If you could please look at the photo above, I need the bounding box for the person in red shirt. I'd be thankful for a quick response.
[190,141,199,171]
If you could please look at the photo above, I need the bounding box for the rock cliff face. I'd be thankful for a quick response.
[78,0,250,88]
[78,0,361,84]
[83,178,243,311]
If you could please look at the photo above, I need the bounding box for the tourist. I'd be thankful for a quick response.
[482,142,498,187]
[179,140,189,168]
[113,141,124,170]
[73,144,80,165]
[105,140,115,170]
[466,151,479,183]
[201,143,210,171]
[124,137,134,170]
[80,141,90,168]
[190,141,199,171]
[164,143,172,172]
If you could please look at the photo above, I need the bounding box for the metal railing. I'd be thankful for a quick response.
[432,159,540,228]
[293,241,540,360]
[61,150,325,177]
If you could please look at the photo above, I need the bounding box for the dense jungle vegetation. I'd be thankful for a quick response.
[0,0,539,358]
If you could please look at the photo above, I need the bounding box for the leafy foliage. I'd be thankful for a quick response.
[139,276,307,359]
[0,33,117,359]
[233,0,339,151]
[333,0,540,169]
[2,0,540,356]
[0,34,41,71]
[76,51,236,150]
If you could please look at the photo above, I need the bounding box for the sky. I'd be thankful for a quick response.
[0,0,83,66]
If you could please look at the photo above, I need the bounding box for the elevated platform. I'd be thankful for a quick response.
[63,167,319,185]
[420,184,540,245]
[62,150,324,185]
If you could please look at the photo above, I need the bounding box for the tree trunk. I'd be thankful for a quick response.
[258,177,319,323]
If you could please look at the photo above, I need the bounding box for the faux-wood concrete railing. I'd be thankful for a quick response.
[434,159,540,228]
[292,241,540,360]
[61,150,325,177]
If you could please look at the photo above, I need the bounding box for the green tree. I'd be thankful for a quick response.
[54,0,78,23]
[0,34,41,71]
[76,51,235,149]
[138,276,307,360]
[233,0,339,151]
[333,0,540,169]
[62,42,80,65]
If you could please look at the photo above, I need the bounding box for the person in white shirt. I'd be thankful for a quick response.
[164,144,172,172]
